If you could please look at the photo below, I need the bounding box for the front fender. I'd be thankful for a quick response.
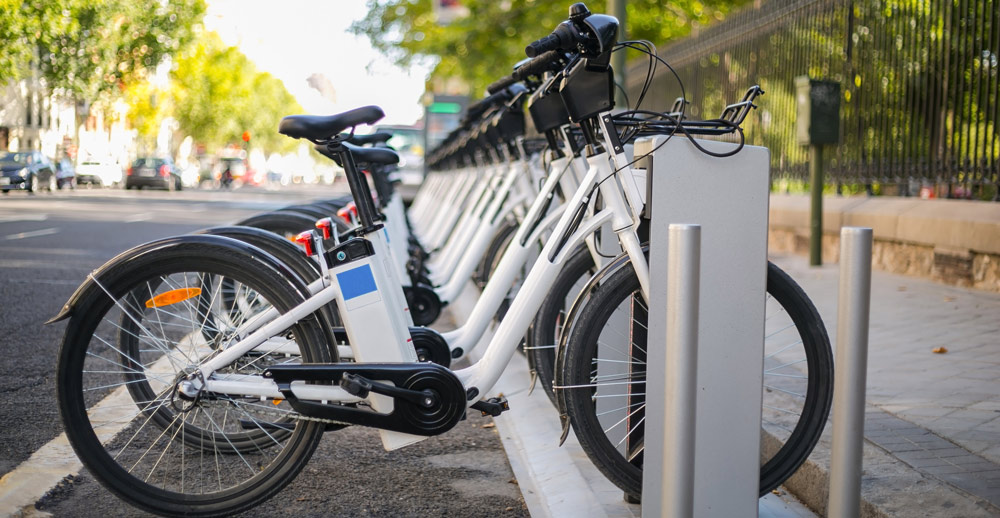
[46,234,310,324]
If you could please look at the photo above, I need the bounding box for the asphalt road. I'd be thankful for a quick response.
[0,186,528,517]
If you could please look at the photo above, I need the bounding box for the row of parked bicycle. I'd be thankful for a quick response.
[51,4,833,516]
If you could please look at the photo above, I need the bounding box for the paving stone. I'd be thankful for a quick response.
[895,455,955,469]
[923,464,973,475]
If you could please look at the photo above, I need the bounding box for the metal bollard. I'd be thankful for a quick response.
[644,223,701,518]
[828,227,872,517]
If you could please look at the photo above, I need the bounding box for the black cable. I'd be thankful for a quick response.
[604,41,750,173]
[613,80,631,111]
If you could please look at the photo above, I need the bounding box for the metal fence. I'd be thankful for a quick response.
[625,0,1000,200]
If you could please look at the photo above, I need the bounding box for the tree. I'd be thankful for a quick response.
[169,31,303,154]
[350,0,748,96]
[0,0,204,100]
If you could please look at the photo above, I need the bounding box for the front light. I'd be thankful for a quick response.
[18,167,28,177]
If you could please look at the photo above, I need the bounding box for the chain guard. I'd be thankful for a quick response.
[263,363,466,436]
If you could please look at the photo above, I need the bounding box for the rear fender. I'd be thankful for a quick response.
[46,234,310,324]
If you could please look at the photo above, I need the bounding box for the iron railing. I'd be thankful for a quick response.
[626,0,999,200]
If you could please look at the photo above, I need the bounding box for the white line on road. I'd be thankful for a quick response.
[0,334,211,517]
[0,214,48,223]
[3,228,59,240]
[124,212,152,222]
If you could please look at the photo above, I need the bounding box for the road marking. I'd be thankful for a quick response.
[3,228,59,240]
[5,278,84,286]
[0,246,96,257]
[124,212,152,222]
[0,214,48,223]
[0,334,209,516]
[0,431,80,517]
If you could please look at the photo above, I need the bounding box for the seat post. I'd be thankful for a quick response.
[333,144,380,231]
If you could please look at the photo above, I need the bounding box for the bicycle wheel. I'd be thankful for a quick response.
[57,242,330,517]
[527,245,596,403]
[277,204,334,220]
[560,261,832,499]
[475,217,518,286]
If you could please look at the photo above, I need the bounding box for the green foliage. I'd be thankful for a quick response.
[350,0,747,96]
[169,32,302,154]
[1,0,205,100]
[121,79,166,142]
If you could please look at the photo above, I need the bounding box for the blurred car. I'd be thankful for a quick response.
[125,157,182,191]
[54,158,76,189]
[0,151,55,193]
[374,125,424,201]
[76,158,123,187]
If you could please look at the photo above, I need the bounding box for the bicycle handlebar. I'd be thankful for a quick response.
[486,76,518,97]
[486,50,565,95]
[525,21,580,57]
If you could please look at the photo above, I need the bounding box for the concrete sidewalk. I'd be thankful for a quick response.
[769,253,1000,517]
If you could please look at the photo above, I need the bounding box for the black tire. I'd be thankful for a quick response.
[561,261,833,500]
[475,217,519,286]
[278,205,329,220]
[57,242,329,517]
[26,174,36,193]
[278,203,342,221]
[309,199,350,214]
[528,245,596,404]
[237,210,349,242]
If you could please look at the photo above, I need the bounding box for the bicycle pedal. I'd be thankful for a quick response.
[470,396,509,417]
[339,373,372,398]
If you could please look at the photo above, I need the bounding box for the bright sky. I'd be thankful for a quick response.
[203,0,432,126]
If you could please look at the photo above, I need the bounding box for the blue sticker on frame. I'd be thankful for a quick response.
[337,264,378,300]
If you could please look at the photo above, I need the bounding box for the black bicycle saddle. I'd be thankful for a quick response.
[344,132,393,146]
[279,106,385,140]
[314,142,399,166]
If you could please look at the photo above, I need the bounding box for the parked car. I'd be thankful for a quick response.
[0,151,55,194]
[76,158,123,187]
[54,158,76,189]
[125,157,181,191]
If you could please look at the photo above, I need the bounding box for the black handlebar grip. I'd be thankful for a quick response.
[487,75,518,95]
[514,50,562,80]
[525,33,561,58]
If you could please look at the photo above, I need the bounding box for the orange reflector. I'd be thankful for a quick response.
[145,288,202,308]
[273,398,283,405]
